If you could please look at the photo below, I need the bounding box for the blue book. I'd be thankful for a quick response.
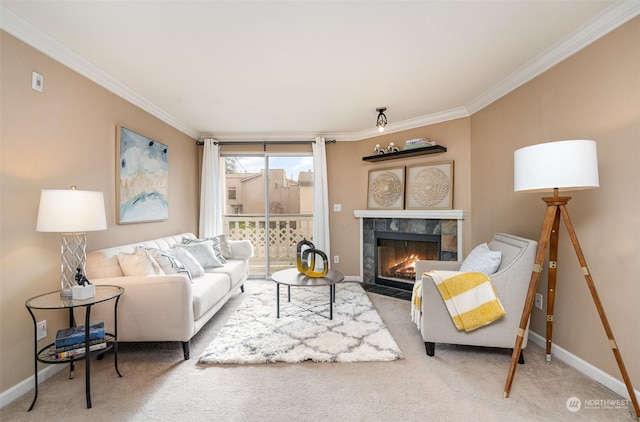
[55,321,105,349]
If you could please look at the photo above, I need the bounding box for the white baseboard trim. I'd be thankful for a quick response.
[0,364,65,409]
[528,331,639,401]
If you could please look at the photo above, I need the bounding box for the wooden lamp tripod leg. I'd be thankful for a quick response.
[558,204,640,418]
[504,202,559,397]
[505,197,640,419]
[546,212,561,363]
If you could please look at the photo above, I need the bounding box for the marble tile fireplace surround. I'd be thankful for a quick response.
[354,210,465,291]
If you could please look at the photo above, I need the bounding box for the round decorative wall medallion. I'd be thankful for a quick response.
[372,171,402,207]
[411,168,449,206]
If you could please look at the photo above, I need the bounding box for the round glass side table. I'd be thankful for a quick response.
[25,285,124,410]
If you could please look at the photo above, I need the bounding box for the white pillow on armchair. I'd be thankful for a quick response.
[459,243,502,275]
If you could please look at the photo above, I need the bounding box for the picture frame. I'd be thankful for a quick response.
[405,160,454,210]
[116,126,169,224]
[367,166,405,210]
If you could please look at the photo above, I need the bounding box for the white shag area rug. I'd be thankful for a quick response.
[199,282,403,364]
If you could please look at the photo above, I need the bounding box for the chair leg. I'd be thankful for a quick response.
[425,342,435,357]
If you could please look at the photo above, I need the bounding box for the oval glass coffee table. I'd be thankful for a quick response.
[271,268,345,320]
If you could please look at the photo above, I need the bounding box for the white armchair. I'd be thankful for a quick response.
[414,233,537,361]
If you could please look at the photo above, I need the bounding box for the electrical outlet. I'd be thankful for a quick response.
[334,255,339,264]
[36,320,47,340]
[535,293,543,310]
[333,204,342,212]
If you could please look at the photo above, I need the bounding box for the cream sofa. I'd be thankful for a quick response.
[79,232,252,359]
[414,233,537,360]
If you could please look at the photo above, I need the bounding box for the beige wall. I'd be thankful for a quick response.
[1,32,199,393]
[327,118,473,277]
[470,17,639,387]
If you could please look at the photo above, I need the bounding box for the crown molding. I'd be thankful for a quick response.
[199,132,320,142]
[466,0,640,114]
[325,106,471,142]
[3,2,637,141]
[200,107,470,142]
[0,5,199,140]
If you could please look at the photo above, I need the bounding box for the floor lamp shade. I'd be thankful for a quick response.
[514,140,599,192]
[36,188,107,297]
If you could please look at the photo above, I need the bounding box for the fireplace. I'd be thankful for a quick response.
[355,210,464,294]
[375,232,440,290]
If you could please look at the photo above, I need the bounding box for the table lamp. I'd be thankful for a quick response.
[504,140,639,418]
[36,186,107,298]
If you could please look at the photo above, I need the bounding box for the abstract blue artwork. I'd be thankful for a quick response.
[117,126,168,224]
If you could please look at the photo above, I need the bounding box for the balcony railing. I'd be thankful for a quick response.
[223,213,313,275]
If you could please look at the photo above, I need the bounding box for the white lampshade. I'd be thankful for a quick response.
[36,188,107,233]
[514,140,599,193]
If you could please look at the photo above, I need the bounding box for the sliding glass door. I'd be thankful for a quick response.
[222,153,313,278]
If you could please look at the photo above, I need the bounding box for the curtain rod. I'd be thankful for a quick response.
[196,140,336,146]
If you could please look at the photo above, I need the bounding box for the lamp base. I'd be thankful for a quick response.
[60,233,87,298]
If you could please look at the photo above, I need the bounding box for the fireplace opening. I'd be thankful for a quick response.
[375,232,440,291]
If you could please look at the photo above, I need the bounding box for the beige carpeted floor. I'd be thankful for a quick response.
[2,280,636,421]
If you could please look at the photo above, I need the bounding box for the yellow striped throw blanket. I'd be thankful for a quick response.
[428,270,505,332]
[411,279,423,330]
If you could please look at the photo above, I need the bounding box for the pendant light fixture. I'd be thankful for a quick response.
[376,107,387,132]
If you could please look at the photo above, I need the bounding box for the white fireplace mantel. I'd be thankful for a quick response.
[353,209,466,283]
[353,209,465,220]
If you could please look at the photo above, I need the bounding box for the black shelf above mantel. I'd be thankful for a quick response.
[362,145,447,162]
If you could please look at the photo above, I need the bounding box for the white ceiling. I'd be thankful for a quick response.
[2,1,639,141]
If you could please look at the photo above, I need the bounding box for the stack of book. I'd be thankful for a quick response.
[54,321,106,359]
[403,137,436,150]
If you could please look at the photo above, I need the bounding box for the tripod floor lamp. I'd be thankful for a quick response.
[504,140,639,419]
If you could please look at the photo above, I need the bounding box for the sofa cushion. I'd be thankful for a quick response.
[171,247,205,277]
[459,243,502,275]
[205,259,248,286]
[191,274,231,320]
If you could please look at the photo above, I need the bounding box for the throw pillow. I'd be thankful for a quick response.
[459,243,502,275]
[218,234,233,259]
[146,248,194,283]
[174,241,223,268]
[229,239,254,260]
[146,248,179,274]
[134,247,165,275]
[171,247,205,278]
[118,250,162,276]
[183,237,227,263]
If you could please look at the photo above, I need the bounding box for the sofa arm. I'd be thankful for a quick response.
[229,240,254,260]
[74,274,195,343]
